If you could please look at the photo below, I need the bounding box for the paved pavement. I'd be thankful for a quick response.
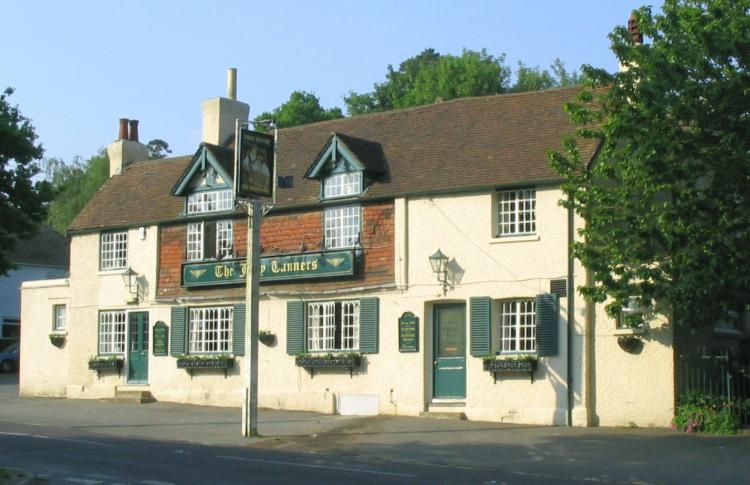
[2,373,750,484]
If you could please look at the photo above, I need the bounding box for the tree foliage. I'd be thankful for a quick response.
[147,138,172,159]
[549,0,750,327]
[44,153,109,234]
[345,48,512,115]
[253,91,343,130]
[512,58,584,93]
[0,87,52,275]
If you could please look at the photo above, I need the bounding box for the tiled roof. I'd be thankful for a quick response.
[9,225,69,267]
[68,86,598,233]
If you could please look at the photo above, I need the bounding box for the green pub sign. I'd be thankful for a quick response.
[399,311,419,352]
[182,250,355,287]
[152,321,168,356]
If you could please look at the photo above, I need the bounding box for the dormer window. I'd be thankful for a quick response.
[187,189,233,214]
[323,172,362,199]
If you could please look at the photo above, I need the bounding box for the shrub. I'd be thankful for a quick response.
[673,391,741,435]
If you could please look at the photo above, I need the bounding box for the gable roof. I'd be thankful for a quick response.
[171,143,234,195]
[305,132,387,180]
[68,86,598,234]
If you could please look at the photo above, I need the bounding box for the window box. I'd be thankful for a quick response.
[177,355,234,369]
[88,356,124,378]
[295,353,362,377]
[483,356,537,383]
[177,354,234,378]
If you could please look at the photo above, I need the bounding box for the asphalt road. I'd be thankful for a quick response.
[2,373,750,484]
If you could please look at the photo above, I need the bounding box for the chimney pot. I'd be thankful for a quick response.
[628,12,643,44]
[128,120,140,142]
[118,118,129,141]
[227,68,237,100]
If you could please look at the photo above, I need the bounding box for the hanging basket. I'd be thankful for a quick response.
[617,335,643,353]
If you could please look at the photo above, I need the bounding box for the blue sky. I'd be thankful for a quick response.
[2,0,646,164]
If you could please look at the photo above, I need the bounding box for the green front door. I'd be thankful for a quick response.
[128,312,149,383]
[433,303,466,398]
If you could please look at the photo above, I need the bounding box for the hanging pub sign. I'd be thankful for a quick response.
[235,128,274,199]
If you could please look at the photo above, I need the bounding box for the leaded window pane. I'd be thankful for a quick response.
[324,205,360,249]
[188,306,233,353]
[99,310,126,354]
[100,231,128,270]
[497,189,536,236]
[499,300,536,353]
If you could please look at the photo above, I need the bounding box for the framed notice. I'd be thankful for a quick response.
[235,128,274,199]
[399,312,419,352]
[152,321,168,356]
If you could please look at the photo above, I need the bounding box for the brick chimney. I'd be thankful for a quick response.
[619,12,644,73]
[201,68,250,146]
[107,118,150,176]
[628,12,643,45]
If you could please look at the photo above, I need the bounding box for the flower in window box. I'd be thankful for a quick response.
[176,354,234,369]
[88,356,124,370]
[482,355,538,372]
[295,352,362,368]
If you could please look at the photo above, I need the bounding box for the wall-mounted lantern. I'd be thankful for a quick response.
[429,249,451,295]
[121,266,139,303]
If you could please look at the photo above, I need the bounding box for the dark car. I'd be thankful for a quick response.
[0,343,19,373]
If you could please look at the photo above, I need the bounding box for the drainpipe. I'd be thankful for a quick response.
[566,203,575,426]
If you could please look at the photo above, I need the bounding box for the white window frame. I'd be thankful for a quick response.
[100,231,128,270]
[307,300,359,352]
[186,189,233,214]
[323,172,362,199]
[186,220,233,261]
[496,188,536,237]
[188,306,233,353]
[496,299,536,354]
[187,222,203,261]
[53,304,67,331]
[98,310,126,355]
[324,204,360,249]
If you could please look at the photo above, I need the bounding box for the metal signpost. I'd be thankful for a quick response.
[234,120,276,437]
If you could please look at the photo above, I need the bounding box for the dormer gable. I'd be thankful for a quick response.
[172,143,235,197]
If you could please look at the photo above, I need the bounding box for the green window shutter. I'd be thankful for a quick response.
[536,293,559,356]
[359,297,379,353]
[286,301,305,355]
[470,297,491,357]
[233,304,246,356]
[170,306,186,357]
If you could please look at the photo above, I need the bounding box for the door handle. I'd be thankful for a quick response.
[433,360,437,365]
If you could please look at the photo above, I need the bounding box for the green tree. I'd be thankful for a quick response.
[511,58,583,93]
[345,48,511,115]
[44,152,109,233]
[253,91,343,130]
[0,87,52,275]
[147,138,172,159]
[549,0,750,328]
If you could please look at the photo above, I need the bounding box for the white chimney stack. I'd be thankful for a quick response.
[107,118,149,176]
[201,68,249,146]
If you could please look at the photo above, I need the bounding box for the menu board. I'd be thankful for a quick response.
[152,321,168,356]
[398,312,419,352]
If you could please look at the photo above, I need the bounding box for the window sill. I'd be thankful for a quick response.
[489,234,540,244]
[613,327,645,336]
[97,269,127,276]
